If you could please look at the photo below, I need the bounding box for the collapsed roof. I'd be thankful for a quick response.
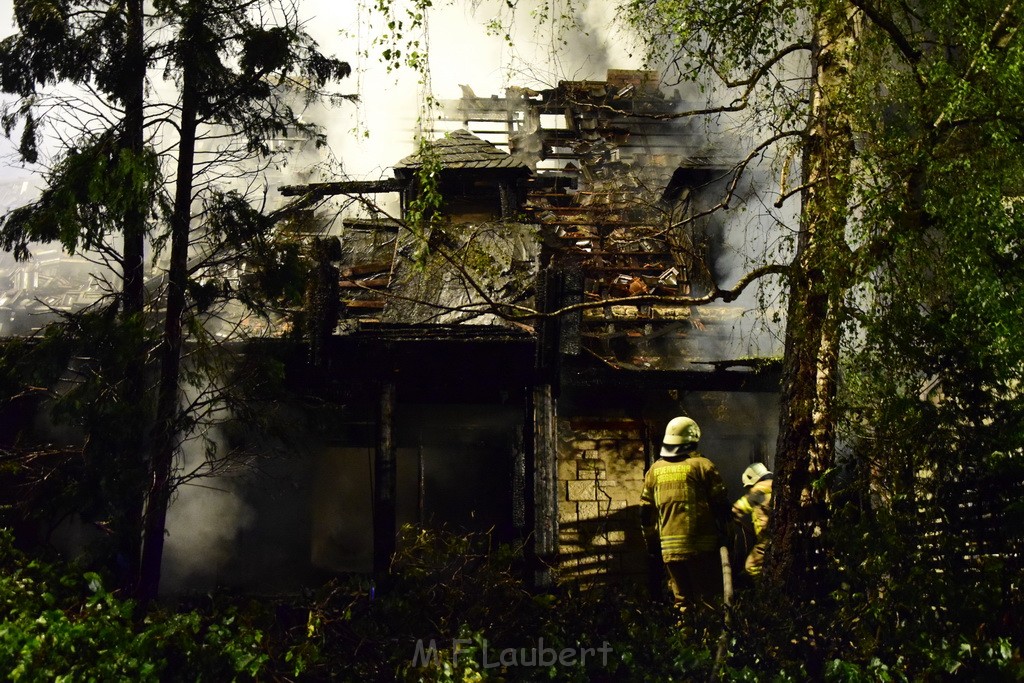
[282,70,774,373]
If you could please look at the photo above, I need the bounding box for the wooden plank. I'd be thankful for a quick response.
[340,262,392,278]
[339,278,389,289]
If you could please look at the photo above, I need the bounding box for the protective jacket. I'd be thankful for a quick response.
[732,478,772,539]
[640,453,729,562]
[732,476,773,576]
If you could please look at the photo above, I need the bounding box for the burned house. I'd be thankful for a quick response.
[0,71,781,594]
[0,71,781,592]
[205,69,782,593]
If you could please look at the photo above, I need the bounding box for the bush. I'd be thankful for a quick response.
[11,523,1017,681]
[0,529,268,681]
[281,526,720,682]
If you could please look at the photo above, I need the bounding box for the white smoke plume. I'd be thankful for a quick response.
[161,384,256,594]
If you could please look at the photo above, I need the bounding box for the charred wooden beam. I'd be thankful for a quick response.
[532,384,558,587]
[563,364,782,393]
[279,178,407,197]
[341,261,393,278]
[373,383,397,576]
[339,278,389,289]
[343,300,386,309]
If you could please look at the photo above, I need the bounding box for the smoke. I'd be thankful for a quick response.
[685,160,794,365]
[160,385,256,594]
[294,0,649,186]
[161,470,255,593]
[679,391,779,501]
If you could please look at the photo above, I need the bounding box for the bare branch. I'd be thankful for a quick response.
[539,262,792,320]
[670,130,806,228]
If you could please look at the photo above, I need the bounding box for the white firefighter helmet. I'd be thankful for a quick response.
[742,463,770,487]
[662,416,701,445]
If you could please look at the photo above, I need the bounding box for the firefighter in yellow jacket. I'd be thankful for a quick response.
[640,416,729,615]
[732,463,773,578]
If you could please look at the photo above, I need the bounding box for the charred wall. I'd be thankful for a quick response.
[158,331,535,593]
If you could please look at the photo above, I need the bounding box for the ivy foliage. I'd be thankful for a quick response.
[404,136,446,266]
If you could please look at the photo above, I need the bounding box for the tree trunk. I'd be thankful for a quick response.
[137,43,199,602]
[765,2,857,597]
[121,0,146,322]
[117,0,147,596]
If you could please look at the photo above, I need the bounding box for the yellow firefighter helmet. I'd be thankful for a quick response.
[662,416,701,445]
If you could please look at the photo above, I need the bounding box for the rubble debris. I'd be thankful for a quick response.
[436,69,735,366]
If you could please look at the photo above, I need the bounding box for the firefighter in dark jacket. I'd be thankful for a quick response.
[732,463,773,578]
[640,416,729,617]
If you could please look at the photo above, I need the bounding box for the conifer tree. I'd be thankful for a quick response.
[0,0,350,599]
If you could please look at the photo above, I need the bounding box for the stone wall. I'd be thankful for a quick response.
[556,418,653,585]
